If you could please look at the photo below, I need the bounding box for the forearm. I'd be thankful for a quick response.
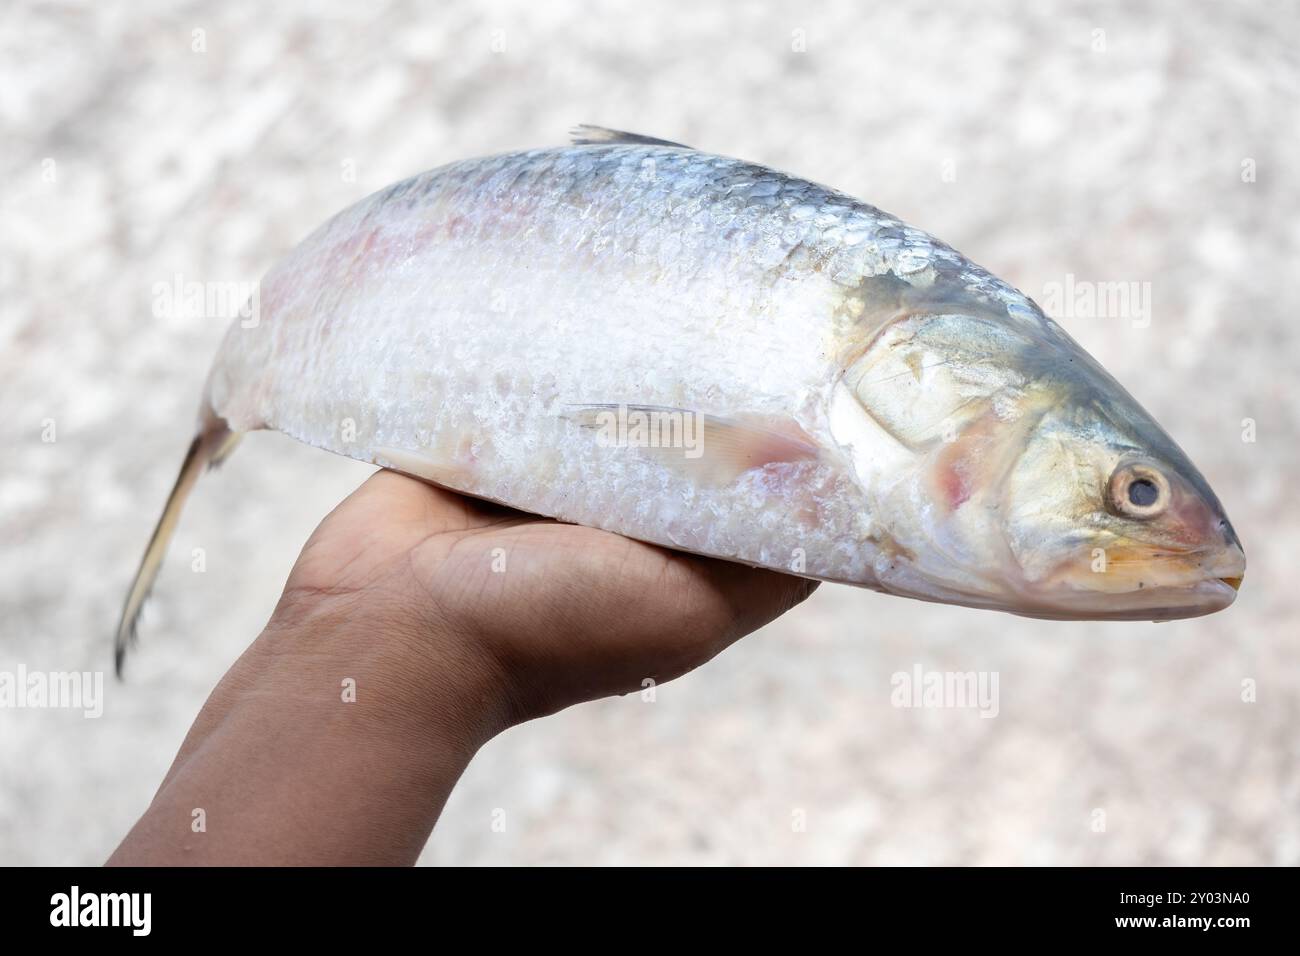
[108,614,509,866]
[106,468,817,865]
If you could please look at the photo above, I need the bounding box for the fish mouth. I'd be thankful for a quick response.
[1005,576,1239,621]
[1014,543,1246,621]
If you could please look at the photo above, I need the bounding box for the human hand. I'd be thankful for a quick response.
[108,469,817,865]
[269,468,819,736]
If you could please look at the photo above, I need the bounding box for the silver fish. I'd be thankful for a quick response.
[116,126,1245,671]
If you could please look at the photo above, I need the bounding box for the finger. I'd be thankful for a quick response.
[336,469,537,535]
[683,557,821,646]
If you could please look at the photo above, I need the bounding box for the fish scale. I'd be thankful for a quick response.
[115,126,1245,671]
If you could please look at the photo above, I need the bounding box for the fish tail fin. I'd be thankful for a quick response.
[115,416,240,677]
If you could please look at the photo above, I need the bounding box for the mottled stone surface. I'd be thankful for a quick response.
[1,0,1295,865]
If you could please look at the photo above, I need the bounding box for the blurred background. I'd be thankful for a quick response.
[1,0,1296,865]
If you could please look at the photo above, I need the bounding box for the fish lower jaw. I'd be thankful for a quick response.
[999,542,1247,621]
[866,560,1241,621]
[996,576,1240,622]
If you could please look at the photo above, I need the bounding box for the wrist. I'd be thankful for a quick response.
[255,597,517,752]
[110,610,509,866]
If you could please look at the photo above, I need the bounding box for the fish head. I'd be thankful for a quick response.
[993,351,1244,620]
[837,275,1244,620]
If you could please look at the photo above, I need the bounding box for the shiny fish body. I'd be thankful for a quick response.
[212,141,933,586]
[117,128,1245,669]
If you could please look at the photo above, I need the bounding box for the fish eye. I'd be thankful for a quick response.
[1128,479,1158,507]
[1108,462,1169,519]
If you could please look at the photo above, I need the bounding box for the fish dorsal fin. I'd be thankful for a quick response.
[569,125,693,149]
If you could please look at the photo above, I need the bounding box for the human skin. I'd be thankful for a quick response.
[107,469,818,865]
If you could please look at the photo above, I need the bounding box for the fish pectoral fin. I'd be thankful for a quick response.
[569,125,693,150]
[564,404,819,486]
